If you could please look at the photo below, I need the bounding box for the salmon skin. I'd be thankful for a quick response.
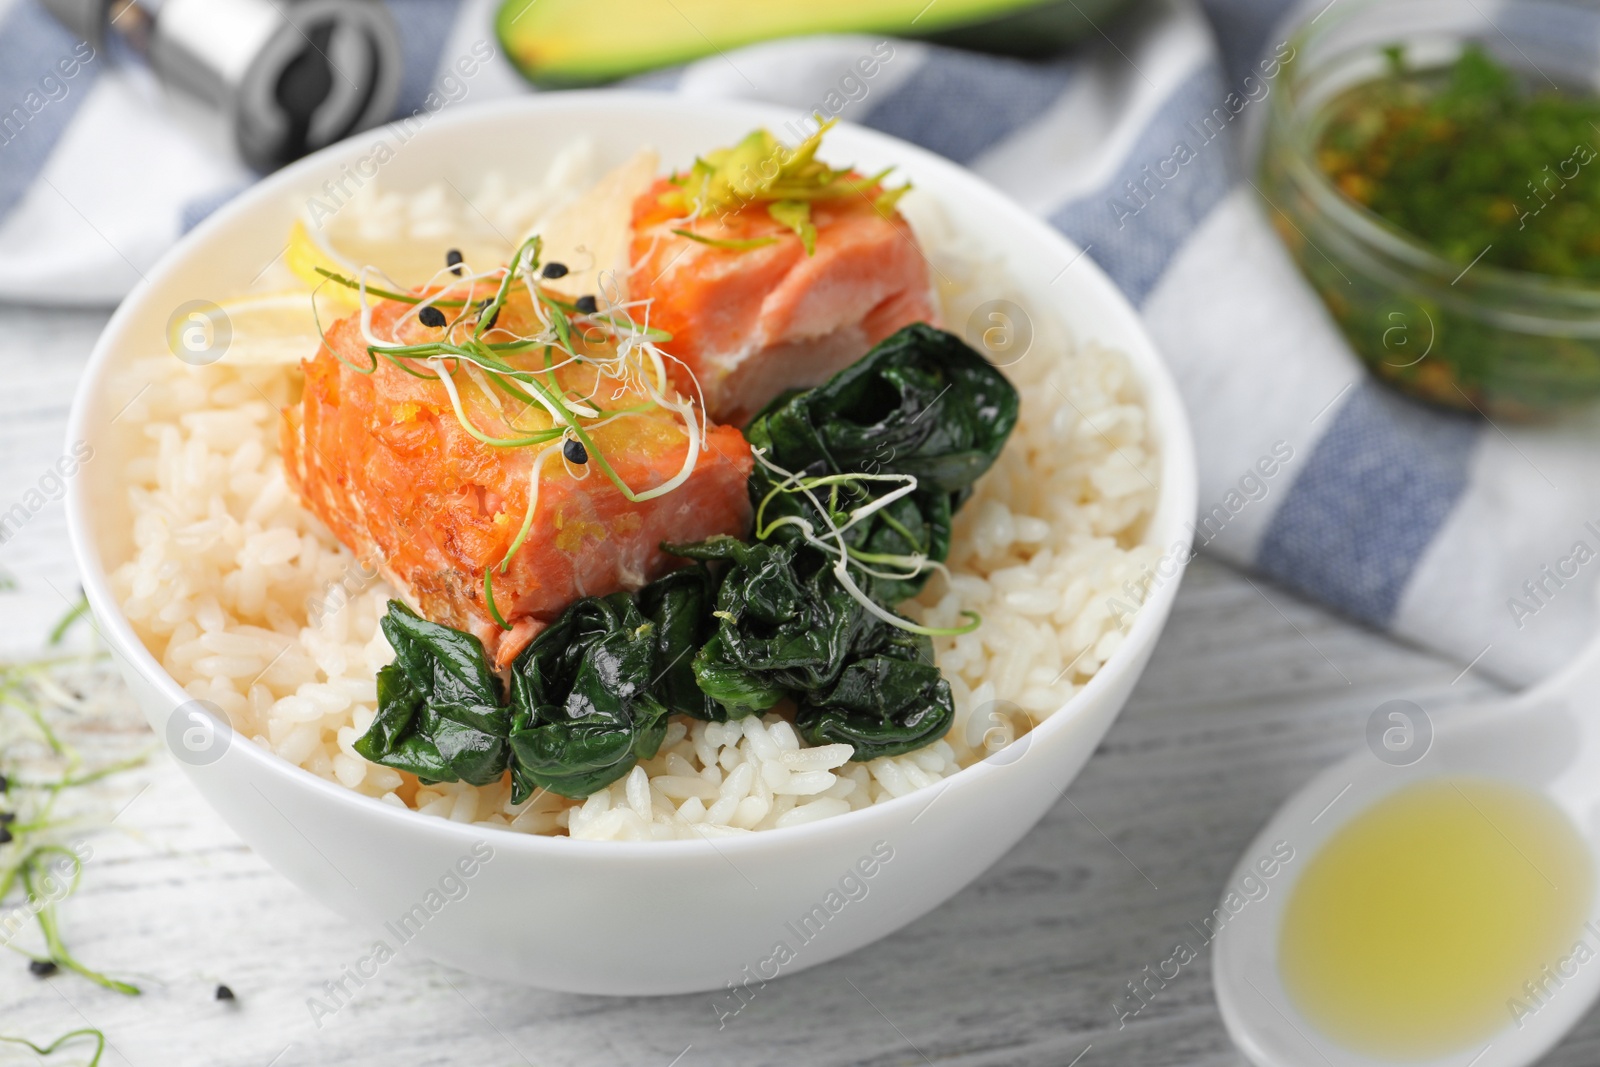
[283,287,753,668]
[629,176,940,426]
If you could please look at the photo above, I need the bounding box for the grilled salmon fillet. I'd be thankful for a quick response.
[282,290,753,667]
[629,179,940,425]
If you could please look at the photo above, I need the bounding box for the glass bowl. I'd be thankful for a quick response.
[1258,0,1600,420]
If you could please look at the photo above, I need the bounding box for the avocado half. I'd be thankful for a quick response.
[496,0,1133,88]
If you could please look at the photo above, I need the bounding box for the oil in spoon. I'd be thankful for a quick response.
[1279,778,1595,1059]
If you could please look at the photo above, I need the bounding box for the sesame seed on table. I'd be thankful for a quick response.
[2,302,1597,1066]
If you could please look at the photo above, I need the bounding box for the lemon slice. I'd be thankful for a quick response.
[291,210,514,295]
[285,219,362,305]
[168,292,330,367]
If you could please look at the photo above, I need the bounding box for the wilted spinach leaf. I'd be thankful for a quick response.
[636,564,722,721]
[664,324,1017,756]
[356,573,711,801]
[748,322,1019,492]
[672,534,956,757]
[506,593,670,800]
[353,601,510,786]
[668,535,882,719]
[797,629,955,760]
[745,323,1018,601]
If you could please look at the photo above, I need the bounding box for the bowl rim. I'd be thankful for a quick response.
[65,89,1198,859]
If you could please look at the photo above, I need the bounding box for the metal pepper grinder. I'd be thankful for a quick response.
[42,0,402,171]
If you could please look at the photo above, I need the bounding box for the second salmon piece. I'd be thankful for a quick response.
[630,178,940,425]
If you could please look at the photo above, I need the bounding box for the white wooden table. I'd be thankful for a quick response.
[3,302,1595,1067]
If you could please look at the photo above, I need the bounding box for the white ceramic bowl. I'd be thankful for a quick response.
[66,92,1197,996]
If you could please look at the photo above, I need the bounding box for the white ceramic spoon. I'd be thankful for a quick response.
[1213,628,1600,1067]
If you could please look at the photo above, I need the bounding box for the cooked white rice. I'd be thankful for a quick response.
[110,161,1161,841]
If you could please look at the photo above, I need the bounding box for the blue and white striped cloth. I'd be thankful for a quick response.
[3,0,1595,687]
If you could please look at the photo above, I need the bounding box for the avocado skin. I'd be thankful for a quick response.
[917,0,1131,58]
[497,0,1135,88]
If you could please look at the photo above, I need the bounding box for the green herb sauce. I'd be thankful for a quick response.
[1318,44,1600,277]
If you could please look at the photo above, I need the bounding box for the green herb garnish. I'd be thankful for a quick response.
[765,200,816,256]
[669,229,779,251]
[313,269,471,308]
[0,1029,106,1066]
[659,119,909,255]
[47,595,88,647]
[0,626,147,995]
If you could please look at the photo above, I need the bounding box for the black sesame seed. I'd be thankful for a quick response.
[479,300,499,332]
[445,249,464,275]
[215,984,235,1001]
[541,262,569,279]
[418,306,447,329]
[0,774,9,793]
[575,295,598,315]
[563,438,589,465]
[0,827,12,845]
[0,812,13,824]
[29,960,57,977]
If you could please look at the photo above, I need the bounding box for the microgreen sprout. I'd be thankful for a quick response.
[0,1028,106,1067]
[46,595,88,647]
[750,451,980,638]
[669,229,778,252]
[0,611,148,996]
